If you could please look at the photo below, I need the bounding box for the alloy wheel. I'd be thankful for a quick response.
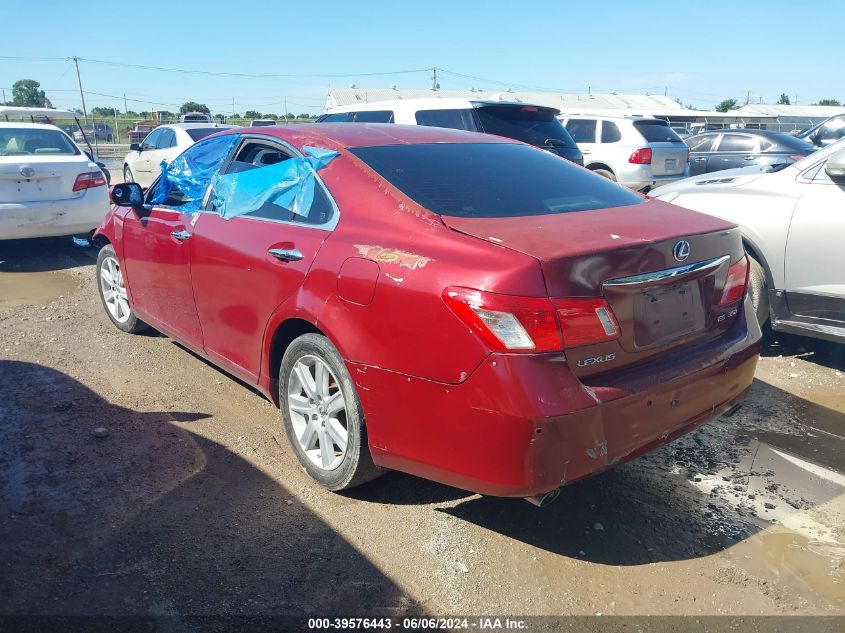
[99,256,131,324]
[287,354,349,471]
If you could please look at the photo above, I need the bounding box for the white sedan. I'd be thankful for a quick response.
[0,121,109,240]
[652,139,845,345]
[122,123,236,187]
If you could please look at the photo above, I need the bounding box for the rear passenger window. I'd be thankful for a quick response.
[687,135,716,152]
[600,121,621,143]
[718,135,756,152]
[565,119,596,143]
[319,113,352,122]
[415,109,477,131]
[352,110,394,123]
[158,128,176,149]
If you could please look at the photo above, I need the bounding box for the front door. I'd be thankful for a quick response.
[119,134,238,348]
[189,137,335,381]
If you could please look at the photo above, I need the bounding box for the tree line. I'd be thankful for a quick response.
[2,79,318,119]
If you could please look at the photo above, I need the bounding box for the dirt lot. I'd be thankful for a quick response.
[1,238,843,623]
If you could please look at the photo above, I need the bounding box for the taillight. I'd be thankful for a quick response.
[443,287,561,352]
[554,298,620,348]
[628,148,652,164]
[788,155,805,162]
[443,287,621,353]
[719,255,749,305]
[73,171,107,192]
[686,147,691,162]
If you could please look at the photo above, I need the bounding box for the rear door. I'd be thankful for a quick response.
[633,120,688,176]
[189,137,335,381]
[132,128,164,186]
[784,156,845,323]
[686,133,718,175]
[709,133,759,172]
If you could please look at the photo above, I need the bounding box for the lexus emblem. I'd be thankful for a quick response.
[673,240,691,262]
[19,166,35,178]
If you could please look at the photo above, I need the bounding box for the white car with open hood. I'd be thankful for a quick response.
[652,139,845,345]
[0,107,109,240]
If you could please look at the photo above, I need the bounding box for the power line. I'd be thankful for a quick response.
[76,57,430,80]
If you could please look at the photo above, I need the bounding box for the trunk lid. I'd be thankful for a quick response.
[648,142,689,176]
[632,119,688,176]
[441,199,745,376]
[0,155,92,203]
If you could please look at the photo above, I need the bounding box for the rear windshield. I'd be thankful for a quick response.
[633,120,684,143]
[186,127,225,141]
[764,133,816,152]
[349,143,642,218]
[475,105,579,149]
[0,128,80,156]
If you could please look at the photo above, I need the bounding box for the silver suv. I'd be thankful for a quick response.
[560,115,689,192]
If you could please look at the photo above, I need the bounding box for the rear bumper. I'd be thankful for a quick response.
[0,190,109,240]
[623,173,689,192]
[353,295,761,497]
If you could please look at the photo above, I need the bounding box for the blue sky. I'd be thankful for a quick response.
[2,0,842,115]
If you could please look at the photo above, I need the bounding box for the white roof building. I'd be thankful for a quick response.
[324,88,731,120]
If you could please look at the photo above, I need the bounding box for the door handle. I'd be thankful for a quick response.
[693,157,706,162]
[171,230,191,242]
[268,248,303,262]
[582,149,591,154]
[743,156,756,160]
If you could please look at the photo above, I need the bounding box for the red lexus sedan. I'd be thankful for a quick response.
[94,124,761,506]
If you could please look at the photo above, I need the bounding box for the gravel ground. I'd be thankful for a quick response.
[0,237,843,620]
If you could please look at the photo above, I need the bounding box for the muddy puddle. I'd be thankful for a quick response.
[0,270,78,308]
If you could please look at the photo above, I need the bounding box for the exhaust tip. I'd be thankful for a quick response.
[525,489,561,508]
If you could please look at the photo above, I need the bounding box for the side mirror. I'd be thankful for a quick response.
[824,148,845,181]
[110,182,144,208]
[130,143,141,152]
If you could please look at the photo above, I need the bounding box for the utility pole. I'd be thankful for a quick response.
[745,90,751,105]
[72,56,88,123]
[2,88,6,105]
[664,86,667,97]
[431,67,438,91]
[284,96,288,124]
[794,95,799,105]
[232,96,235,116]
[123,93,128,115]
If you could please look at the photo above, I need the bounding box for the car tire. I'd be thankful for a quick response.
[747,256,770,327]
[96,244,147,334]
[279,333,384,491]
[123,166,134,184]
[593,168,617,181]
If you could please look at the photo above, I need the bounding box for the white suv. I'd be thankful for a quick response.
[559,115,689,191]
[318,98,584,165]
